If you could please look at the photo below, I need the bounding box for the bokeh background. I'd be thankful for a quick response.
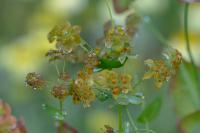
[1,0,200,133]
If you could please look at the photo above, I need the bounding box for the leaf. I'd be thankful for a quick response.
[179,111,200,133]
[96,57,128,71]
[170,62,199,117]
[137,97,162,123]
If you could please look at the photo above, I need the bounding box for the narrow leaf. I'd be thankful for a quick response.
[137,97,162,123]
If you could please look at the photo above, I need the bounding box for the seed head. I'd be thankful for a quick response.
[25,72,45,90]
[51,84,68,100]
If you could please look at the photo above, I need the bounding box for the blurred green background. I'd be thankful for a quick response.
[1,0,200,133]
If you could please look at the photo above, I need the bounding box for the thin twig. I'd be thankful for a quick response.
[105,0,115,27]
[125,107,138,132]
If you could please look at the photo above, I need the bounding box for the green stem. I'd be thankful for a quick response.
[118,105,123,133]
[54,61,60,76]
[133,78,143,90]
[63,60,66,73]
[135,129,156,133]
[184,3,200,93]
[105,0,115,27]
[125,107,138,132]
[59,100,63,115]
[59,101,64,133]
[80,38,92,52]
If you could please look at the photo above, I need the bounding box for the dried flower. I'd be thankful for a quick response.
[25,72,45,90]
[84,52,100,74]
[70,70,96,107]
[143,59,171,88]
[51,84,68,101]
[143,49,182,88]
[45,49,68,62]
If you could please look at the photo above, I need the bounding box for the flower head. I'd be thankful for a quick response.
[70,70,96,107]
[94,70,133,97]
[143,48,182,88]
[0,100,27,133]
[51,84,68,101]
[25,72,45,90]
[143,59,171,88]
[48,22,81,52]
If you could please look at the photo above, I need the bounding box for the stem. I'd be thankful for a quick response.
[59,100,63,114]
[133,78,143,90]
[118,105,123,133]
[54,62,60,76]
[125,107,138,132]
[135,129,156,133]
[105,0,115,27]
[184,3,200,92]
[80,38,92,52]
[59,100,64,133]
[63,60,66,73]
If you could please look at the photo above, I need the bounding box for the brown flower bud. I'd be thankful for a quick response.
[51,84,68,100]
[25,72,45,90]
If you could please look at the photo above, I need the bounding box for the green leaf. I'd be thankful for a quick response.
[179,111,200,133]
[137,97,162,123]
[96,57,128,71]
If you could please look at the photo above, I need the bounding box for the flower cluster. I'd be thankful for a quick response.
[25,72,45,90]
[94,70,133,98]
[143,48,182,88]
[98,25,132,61]
[48,22,81,52]
[70,70,96,107]
[46,22,87,63]
[51,84,68,101]
[0,100,27,133]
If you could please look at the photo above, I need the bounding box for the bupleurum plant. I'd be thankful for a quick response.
[25,1,182,133]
